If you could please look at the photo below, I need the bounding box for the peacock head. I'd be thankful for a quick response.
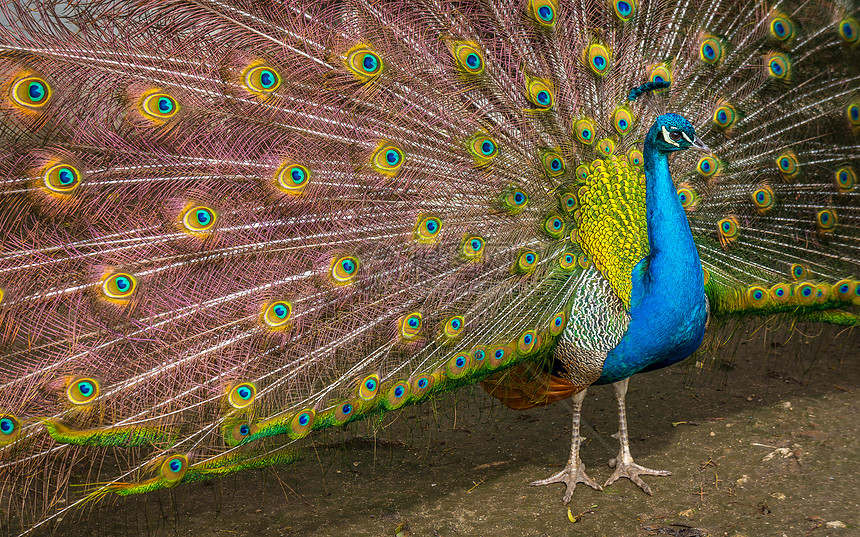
[646,113,709,154]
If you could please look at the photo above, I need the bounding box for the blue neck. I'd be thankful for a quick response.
[638,143,703,298]
[595,137,708,384]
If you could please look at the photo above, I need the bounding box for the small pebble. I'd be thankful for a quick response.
[826,521,847,529]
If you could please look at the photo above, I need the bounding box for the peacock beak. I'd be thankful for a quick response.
[690,135,709,153]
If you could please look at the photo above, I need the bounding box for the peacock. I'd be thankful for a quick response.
[0,0,858,533]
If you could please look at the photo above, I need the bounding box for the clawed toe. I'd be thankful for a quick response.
[530,462,603,503]
[604,460,671,495]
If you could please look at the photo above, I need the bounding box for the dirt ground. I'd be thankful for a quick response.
[36,325,860,537]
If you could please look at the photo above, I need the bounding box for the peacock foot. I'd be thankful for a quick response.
[530,459,603,503]
[604,456,671,495]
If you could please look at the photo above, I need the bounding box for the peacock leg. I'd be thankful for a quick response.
[529,388,602,502]
[604,378,671,494]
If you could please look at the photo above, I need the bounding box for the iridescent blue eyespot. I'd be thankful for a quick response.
[524,334,533,344]
[536,91,550,105]
[418,378,428,389]
[481,140,495,155]
[341,403,353,415]
[239,424,250,436]
[466,53,480,69]
[703,44,715,59]
[495,350,504,359]
[474,349,485,361]
[394,385,405,397]
[170,458,183,472]
[0,418,13,435]
[299,413,310,426]
[538,5,553,21]
[386,149,400,165]
[455,356,466,367]
[29,82,45,101]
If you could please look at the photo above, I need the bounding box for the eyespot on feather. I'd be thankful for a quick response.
[501,187,529,213]
[471,347,487,369]
[542,151,565,176]
[140,92,179,121]
[611,0,636,21]
[847,102,860,128]
[66,377,100,405]
[677,187,697,210]
[410,374,435,398]
[549,311,567,336]
[794,282,817,305]
[751,186,775,214]
[345,44,384,82]
[160,454,189,483]
[289,410,315,438]
[10,75,51,109]
[596,138,615,157]
[765,52,791,80]
[770,14,795,42]
[358,374,380,400]
[746,286,770,307]
[717,216,739,247]
[526,77,553,109]
[816,209,837,233]
[415,214,442,243]
[528,0,559,26]
[399,312,423,340]
[515,251,539,273]
[462,235,485,261]
[334,401,358,424]
[770,283,791,303]
[790,263,810,281]
[42,163,82,194]
[648,64,672,89]
[487,344,513,369]
[774,150,800,180]
[468,134,499,161]
[101,273,137,300]
[700,36,725,64]
[712,103,738,129]
[835,166,856,192]
[585,43,611,76]
[331,255,360,284]
[446,353,471,379]
[275,163,311,195]
[442,315,465,339]
[229,422,258,443]
[242,64,281,95]
[611,107,635,135]
[574,118,597,145]
[384,381,410,409]
[181,205,217,234]
[516,330,538,356]
[370,143,404,175]
[453,42,484,74]
[543,214,565,238]
[833,279,855,301]
[227,383,257,409]
[560,191,578,214]
[559,252,577,270]
[627,148,643,167]
[837,17,859,43]
[263,301,292,328]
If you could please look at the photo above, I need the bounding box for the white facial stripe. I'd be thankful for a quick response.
[681,132,694,145]
[661,125,679,147]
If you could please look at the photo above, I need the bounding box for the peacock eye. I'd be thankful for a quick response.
[669,131,683,141]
